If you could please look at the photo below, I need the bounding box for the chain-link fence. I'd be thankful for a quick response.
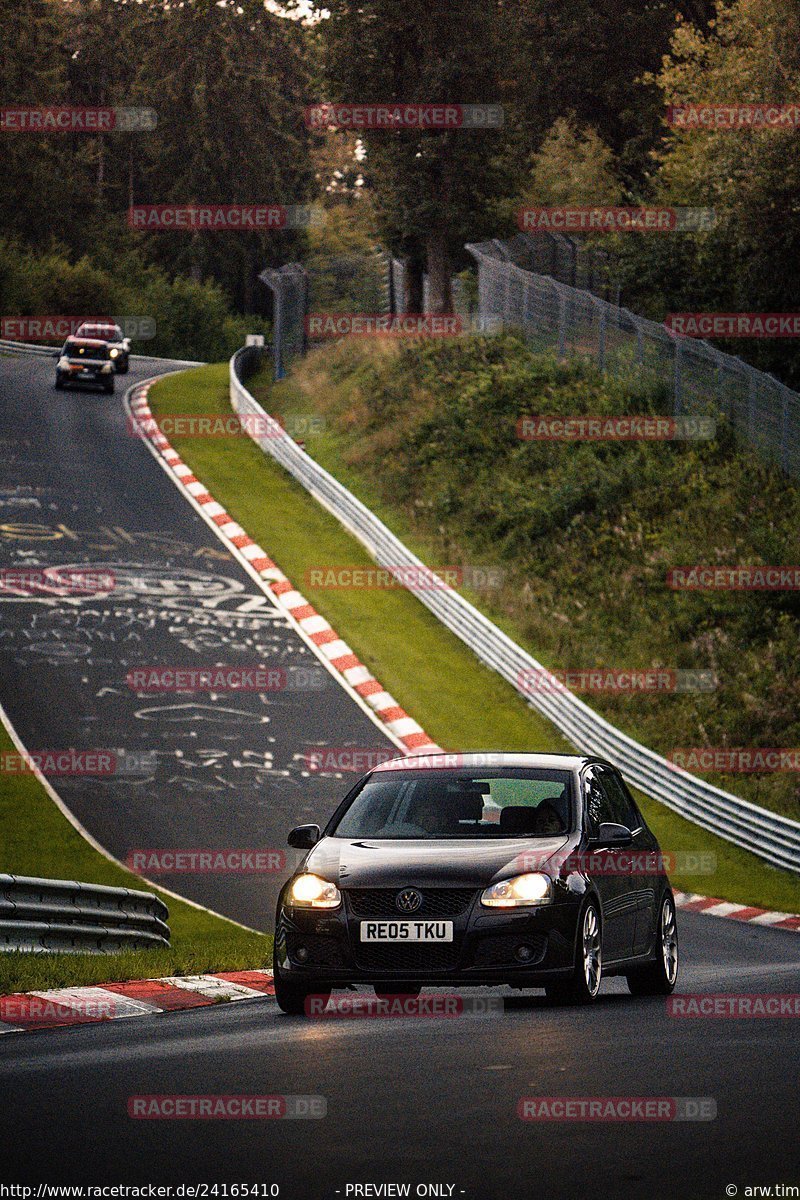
[465,238,800,478]
[486,232,619,303]
[258,237,800,480]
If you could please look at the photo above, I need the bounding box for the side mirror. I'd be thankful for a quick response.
[591,822,633,849]
[287,823,321,849]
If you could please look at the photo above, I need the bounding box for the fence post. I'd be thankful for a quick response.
[258,267,283,382]
[387,254,396,315]
[557,285,567,359]
[747,372,757,443]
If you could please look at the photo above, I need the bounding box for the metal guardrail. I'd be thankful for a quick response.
[0,875,170,954]
[230,347,800,874]
[0,338,204,367]
[0,338,58,357]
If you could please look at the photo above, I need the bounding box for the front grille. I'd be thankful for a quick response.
[345,888,476,918]
[471,932,547,968]
[355,943,461,972]
[285,933,345,968]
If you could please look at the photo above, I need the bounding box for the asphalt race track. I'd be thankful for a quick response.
[0,351,396,927]
[1,350,798,1200]
[1,915,799,1198]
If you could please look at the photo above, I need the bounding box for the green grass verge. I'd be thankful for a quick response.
[0,718,270,995]
[147,361,800,915]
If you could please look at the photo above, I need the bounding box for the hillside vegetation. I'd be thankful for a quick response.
[268,334,800,823]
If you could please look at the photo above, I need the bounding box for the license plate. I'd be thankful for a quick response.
[360,920,453,942]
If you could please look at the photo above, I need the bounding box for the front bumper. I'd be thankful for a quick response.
[60,367,111,388]
[275,890,580,987]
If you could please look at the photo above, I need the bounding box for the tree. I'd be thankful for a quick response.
[0,0,78,246]
[621,0,800,384]
[315,0,515,312]
[130,0,316,311]
[525,117,623,206]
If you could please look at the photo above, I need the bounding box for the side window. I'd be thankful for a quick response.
[596,768,640,831]
[582,767,615,835]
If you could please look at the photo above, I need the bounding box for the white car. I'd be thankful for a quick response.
[74,322,131,373]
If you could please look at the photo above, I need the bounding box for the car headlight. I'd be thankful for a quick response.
[481,873,552,907]
[288,874,341,909]
[109,348,119,358]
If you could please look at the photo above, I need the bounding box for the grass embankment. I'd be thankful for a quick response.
[0,715,269,994]
[145,356,800,915]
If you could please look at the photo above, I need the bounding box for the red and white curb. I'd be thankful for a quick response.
[0,969,275,1034]
[3,896,798,1033]
[128,382,439,756]
[675,891,800,932]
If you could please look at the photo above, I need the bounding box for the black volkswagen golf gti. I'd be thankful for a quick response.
[274,752,679,1013]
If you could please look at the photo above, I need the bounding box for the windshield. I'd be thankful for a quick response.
[79,325,121,341]
[64,340,109,359]
[329,768,574,840]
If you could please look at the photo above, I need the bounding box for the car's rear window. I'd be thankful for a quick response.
[329,768,574,840]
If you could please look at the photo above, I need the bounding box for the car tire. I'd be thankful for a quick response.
[545,901,603,1005]
[626,893,678,996]
[54,373,64,390]
[272,946,330,1016]
[104,381,114,394]
[118,356,129,374]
